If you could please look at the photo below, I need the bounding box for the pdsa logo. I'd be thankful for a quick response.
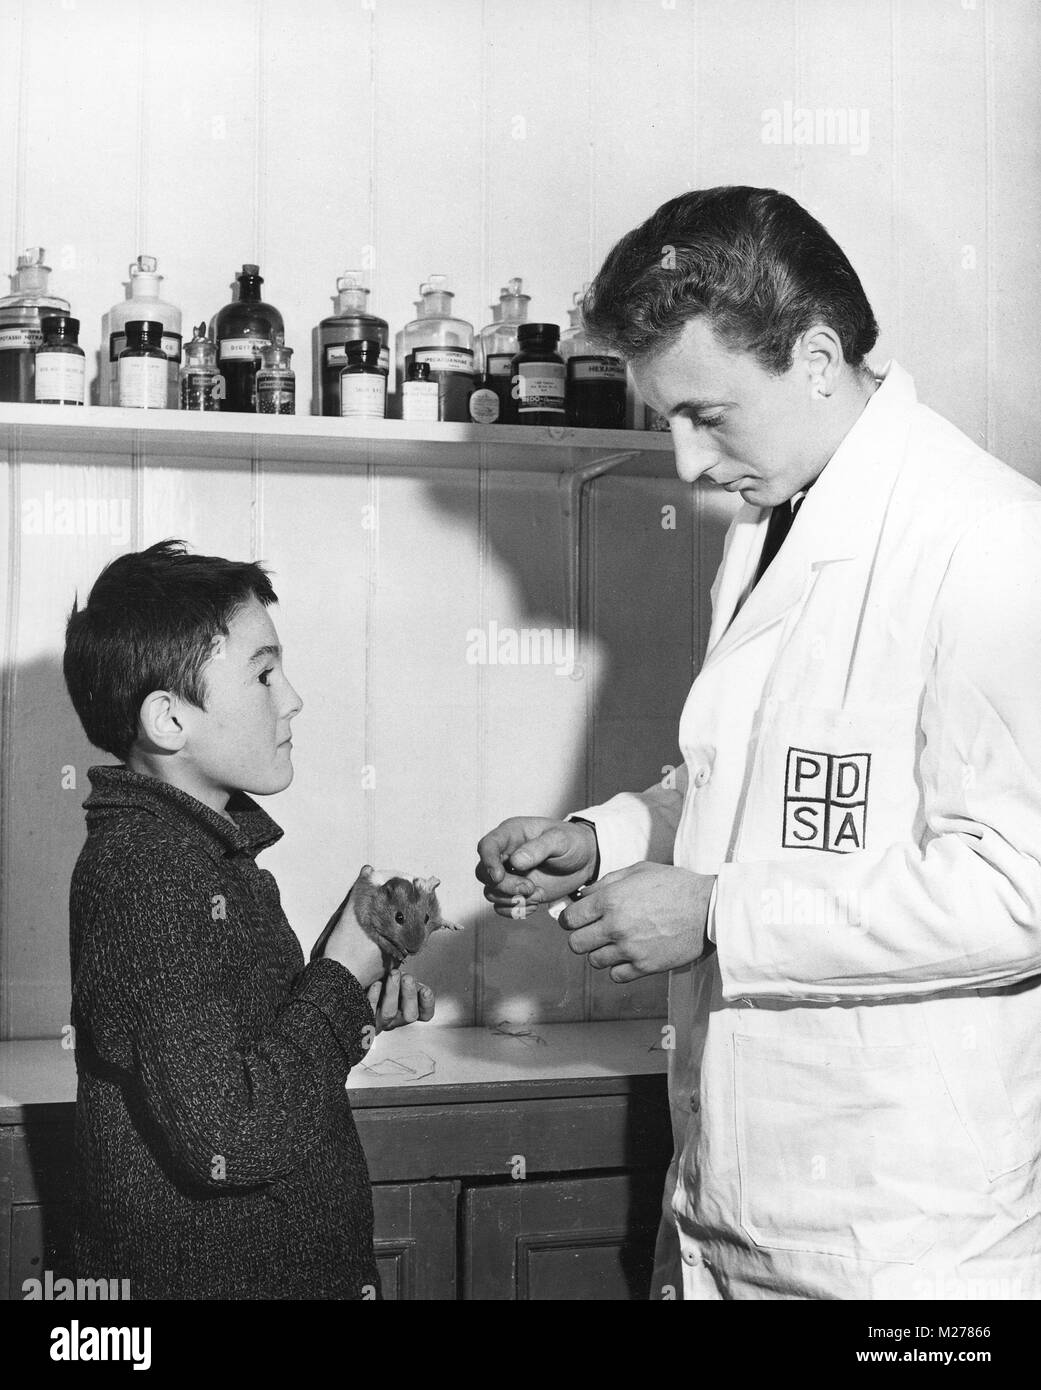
[783,748,870,853]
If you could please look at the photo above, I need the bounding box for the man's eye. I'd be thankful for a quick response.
[258,668,274,686]
[692,413,725,429]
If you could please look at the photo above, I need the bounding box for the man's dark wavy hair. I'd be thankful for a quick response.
[583,185,878,374]
[64,539,277,762]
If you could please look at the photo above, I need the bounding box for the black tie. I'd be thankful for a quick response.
[752,496,803,588]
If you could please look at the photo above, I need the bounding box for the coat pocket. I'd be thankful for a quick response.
[734,1032,953,1263]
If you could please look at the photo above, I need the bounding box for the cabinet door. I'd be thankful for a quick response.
[462,1172,664,1301]
[372,1181,459,1301]
[8,1202,76,1299]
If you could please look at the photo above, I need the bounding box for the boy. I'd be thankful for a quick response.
[63,539,433,1299]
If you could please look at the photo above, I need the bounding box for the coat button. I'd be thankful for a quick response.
[693,765,710,787]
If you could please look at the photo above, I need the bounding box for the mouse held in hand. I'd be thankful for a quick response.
[354,864,462,966]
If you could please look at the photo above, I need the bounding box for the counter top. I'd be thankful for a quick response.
[0,1019,669,1119]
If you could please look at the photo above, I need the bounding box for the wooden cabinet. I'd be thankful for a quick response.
[463,1173,663,1301]
[1,1023,672,1301]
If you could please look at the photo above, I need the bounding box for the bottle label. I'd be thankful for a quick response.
[413,346,474,374]
[340,373,387,419]
[34,352,85,403]
[325,343,390,373]
[118,356,167,408]
[485,353,513,378]
[513,361,565,412]
[220,337,271,360]
[569,356,626,383]
[180,371,226,410]
[401,380,440,422]
[469,388,500,424]
[0,326,42,350]
[110,331,183,363]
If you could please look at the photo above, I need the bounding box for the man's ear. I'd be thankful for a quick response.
[797,324,844,399]
[137,690,187,753]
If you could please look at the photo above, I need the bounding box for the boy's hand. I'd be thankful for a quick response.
[367,971,435,1031]
[313,869,384,989]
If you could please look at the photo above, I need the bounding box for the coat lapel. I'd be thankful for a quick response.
[700,361,919,676]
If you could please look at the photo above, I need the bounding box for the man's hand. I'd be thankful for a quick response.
[476,816,598,918]
[367,970,435,1032]
[559,862,715,983]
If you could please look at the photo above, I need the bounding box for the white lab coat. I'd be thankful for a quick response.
[576,362,1041,1299]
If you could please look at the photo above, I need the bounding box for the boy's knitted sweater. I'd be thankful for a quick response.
[69,765,380,1300]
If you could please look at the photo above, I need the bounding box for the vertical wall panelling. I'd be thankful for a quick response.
[1,2,1040,1037]
[5,449,133,1036]
[890,0,988,443]
[987,0,1041,479]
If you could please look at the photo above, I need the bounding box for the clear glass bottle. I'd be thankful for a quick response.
[179,323,225,411]
[118,320,167,409]
[400,276,475,422]
[314,271,389,416]
[510,323,565,426]
[255,342,296,415]
[102,255,182,408]
[391,295,424,420]
[339,339,386,419]
[211,264,284,413]
[477,276,530,419]
[560,289,627,429]
[34,315,85,406]
[0,249,69,404]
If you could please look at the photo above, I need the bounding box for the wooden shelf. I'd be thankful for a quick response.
[0,402,676,475]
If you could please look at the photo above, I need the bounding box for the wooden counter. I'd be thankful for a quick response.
[1,1021,672,1301]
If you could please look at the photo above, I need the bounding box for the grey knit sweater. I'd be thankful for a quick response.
[69,765,380,1300]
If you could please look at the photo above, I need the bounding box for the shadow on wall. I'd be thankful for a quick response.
[416,468,734,1033]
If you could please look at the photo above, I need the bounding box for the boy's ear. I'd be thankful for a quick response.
[137,690,187,752]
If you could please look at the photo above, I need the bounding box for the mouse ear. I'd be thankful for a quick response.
[358,864,376,882]
[414,875,440,895]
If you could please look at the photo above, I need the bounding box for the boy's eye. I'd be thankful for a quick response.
[692,412,725,430]
[258,667,274,686]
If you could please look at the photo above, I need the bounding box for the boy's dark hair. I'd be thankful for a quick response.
[583,185,879,374]
[64,539,277,762]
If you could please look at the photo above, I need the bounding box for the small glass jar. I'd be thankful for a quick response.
[255,342,295,415]
[179,323,225,411]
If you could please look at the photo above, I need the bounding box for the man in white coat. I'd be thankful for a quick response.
[476,186,1041,1300]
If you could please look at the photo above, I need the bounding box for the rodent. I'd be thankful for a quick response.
[311,864,461,969]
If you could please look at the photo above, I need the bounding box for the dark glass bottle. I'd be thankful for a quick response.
[34,316,85,406]
[400,358,439,422]
[339,339,387,419]
[211,264,284,413]
[509,323,565,426]
[118,320,167,409]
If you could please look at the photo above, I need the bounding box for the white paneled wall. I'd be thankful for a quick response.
[2,0,1039,1038]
